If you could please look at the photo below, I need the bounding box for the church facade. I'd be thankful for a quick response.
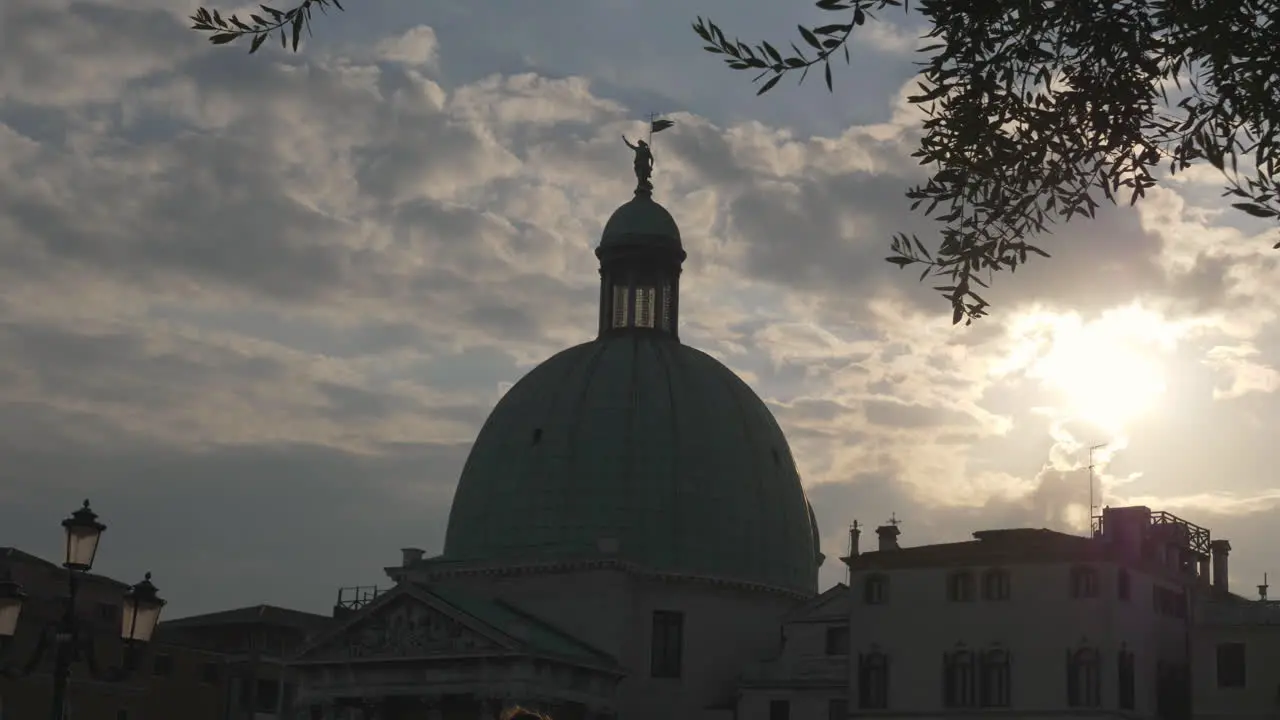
[288,164,829,719]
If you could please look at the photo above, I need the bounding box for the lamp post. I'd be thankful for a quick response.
[0,500,166,720]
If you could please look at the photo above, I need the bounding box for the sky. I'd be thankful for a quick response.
[2,0,1279,619]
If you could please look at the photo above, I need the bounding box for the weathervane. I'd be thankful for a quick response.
[622,113,675,196]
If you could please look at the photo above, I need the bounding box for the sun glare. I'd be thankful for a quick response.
[1021,311,1171,435]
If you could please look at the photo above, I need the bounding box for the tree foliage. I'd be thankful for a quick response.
[190,0,343,54]
[192,0,1280,323]
[698,0,1280,323]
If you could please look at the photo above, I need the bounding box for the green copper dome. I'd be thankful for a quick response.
[443,333,820,595]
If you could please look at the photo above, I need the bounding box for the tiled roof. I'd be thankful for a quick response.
[0,546,131,589]
[845,528,1108,572]
[783,582,848,622]
[160,604,333,633]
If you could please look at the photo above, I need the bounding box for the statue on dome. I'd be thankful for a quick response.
[622,135,654,193]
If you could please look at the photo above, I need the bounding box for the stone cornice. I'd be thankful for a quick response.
[385,557,813,601]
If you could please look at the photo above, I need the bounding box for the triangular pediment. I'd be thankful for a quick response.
[294,586,513,663]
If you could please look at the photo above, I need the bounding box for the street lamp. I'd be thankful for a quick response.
[0,500,166,720]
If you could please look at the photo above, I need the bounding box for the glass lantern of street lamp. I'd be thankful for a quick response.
[0,570,25,639]
[121,573,165,644]
[62,500,107,572]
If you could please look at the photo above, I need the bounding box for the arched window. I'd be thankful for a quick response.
[982,569,1011,600]
[980,649,1011,707]
[947,571,975,602]
[858,651,889,709]
[943,649,977,707]
[1067,647,1102,707]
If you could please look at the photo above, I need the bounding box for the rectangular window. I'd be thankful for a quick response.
[256,679,280,713]
[768,699,790,720]
[152,653,173,677]
[827,698,847,720]
[1216,642,1246,688]
[858,653,889,709]
[1070,567,1099,599]
[863,575,887,604]
[947,572,975,602]
[824,626,850,656]
[1118,569,1131,601]
[1153,586,1188,618]
[982,570,1011,600]
[611,284,629,328]
[1118,650,1135,709]
[650,610,684,678]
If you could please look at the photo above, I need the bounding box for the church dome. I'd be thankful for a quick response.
[442,334,820,594]
[443,173,819,596]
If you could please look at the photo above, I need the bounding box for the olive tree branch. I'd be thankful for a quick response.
[190,0,344,54]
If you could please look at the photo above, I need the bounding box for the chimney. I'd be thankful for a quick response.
[1210,539,1231,592]
[876,524,900,551]
[400,547,425,567]
[848,522,862,558]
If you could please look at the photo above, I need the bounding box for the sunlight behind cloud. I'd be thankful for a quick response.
[1000,306,1182,438]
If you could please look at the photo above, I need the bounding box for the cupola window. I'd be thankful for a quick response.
[611,285,630,328]
[608,280,674,331]
[634,286,656,328]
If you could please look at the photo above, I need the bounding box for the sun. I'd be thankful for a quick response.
[1026,314,1168,434]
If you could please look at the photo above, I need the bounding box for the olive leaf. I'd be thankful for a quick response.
[190,0,343,54]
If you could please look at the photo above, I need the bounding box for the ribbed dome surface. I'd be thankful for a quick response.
[443,333,820,595]
[599,193,683,252]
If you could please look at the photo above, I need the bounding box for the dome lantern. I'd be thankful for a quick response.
[595,136,687,339]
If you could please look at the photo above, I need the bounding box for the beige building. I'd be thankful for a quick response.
[840,506,1208,719]
[1192,555,1280,720]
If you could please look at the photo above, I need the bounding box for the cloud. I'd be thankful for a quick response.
[3,0,1280,617]
[377,25,440,67]
[1204,344,1280,399]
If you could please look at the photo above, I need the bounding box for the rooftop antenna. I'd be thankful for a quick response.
[1088,443,1107,536]
[887,512,901,528]
[1260,573,1269,602]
